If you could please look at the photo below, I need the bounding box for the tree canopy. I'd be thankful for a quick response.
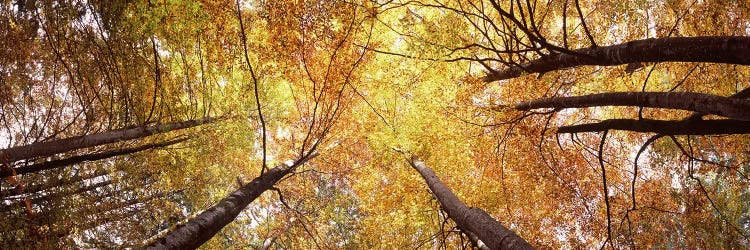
[2,0,749,249]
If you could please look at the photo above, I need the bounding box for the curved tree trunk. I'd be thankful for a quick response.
[408,157,533,250]
[0,137,189,178]
[556,119,750,135]
[515,92,750,121]
[484,36,750,82]
[0,117,215,164]
[146,153,316,250]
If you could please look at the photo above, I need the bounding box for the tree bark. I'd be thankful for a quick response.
[515,92,750,121]
[484,36,750,82]
[408,157,533,250]
[0,137,188,178]
[146,153,316,250]
[464,229,491,250]
[0,117,214,164]
[556,119,750,135]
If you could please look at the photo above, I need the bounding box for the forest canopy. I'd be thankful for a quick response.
[1,0,749,249]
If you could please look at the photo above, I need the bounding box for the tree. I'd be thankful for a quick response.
[406,154,533,250]
[483,36,750,82]
[1,137,189,178]
[146,153,316,249]
[3,0,749,249]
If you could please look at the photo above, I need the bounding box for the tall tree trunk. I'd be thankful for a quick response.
[146,153,316,249]
[0,117,214,164]
[515,92,750,121]
[556,119,750,135]
[407,157,533,250]
[1,137,189,178]
[484,36,750,82]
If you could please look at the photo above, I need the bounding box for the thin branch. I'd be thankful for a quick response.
[574,0,597,47]
[556,118,750,135]
[597,130,613,250]
[236,0,268,174]
[631,135,664,210]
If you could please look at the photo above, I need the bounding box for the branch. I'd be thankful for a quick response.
[597,130,613,250]
[236,0,268,173]
[556,118,750,135]
[515,92,750,121]
[2,137,188,178]
[484,36,750,82]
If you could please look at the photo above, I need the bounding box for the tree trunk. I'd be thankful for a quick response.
[686,86,750,120]
[464,229,491,250]
[0,180,112,211]
[515,92,750,121]
[1,137,189,178]
[146,153,316,249]
[2,189,175,234]
[408,157,533,250]
[1,169,111,199]
[0,117,214,164]
[556,119,750,135]
[484,36,750,82]
[258,236,278,250]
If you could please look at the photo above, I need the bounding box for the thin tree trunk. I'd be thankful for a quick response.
[687,86,750,120]
[258,236,278,250]
[515,92,750,121]
[2,189,175,234]
[556,119,750,135]
[146,153,316,249]
[0,117,214,164]
[1,169,110,199]
[0,180,112,211]
[484,36,750,82]
[1,137,189,178]
[407,157,533,250]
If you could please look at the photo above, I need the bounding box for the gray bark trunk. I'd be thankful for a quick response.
[556,119,750,135]
[484,36,750,82]
[515,92,750,121]
[1,137,188,178]
[408,157,533,250]
[146,153,316,249]
[0,117,214,163]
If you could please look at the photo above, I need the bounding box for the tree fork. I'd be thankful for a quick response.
[484,36,750,82]
[407,156,533,250]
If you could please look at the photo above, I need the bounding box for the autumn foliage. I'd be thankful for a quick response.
[1,0,749,249]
